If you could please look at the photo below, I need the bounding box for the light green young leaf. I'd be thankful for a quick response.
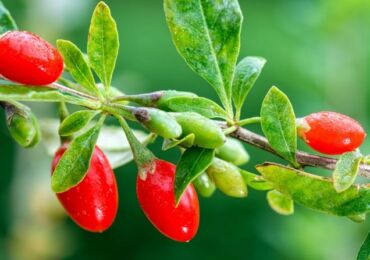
[56,40,101,97]
[0,0,17,34]
[257,163,370,216]
[333,151,362,193]
[357,233,370,260]
[261,86,298,166]
[162,133,195,151]
[87,1,119,90]
[164,0,243,114]
[59,110,100,136]
[51,116,105,193]
[347,214,366,223]
[239,170,273,191]
[232,57,266,117]
[267,190,294,215]
[166,96,228,119]
[0,85,100,108]
[175,147,215,204]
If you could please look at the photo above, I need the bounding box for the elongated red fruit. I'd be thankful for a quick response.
[52,145,118,232]
[298,111,366,155]
[0,31,63,85]
[137,160,199,242]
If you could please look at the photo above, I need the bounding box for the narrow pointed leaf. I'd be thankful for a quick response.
[333,151,362,193]
[261,87,298,166]
[56,40,100,97]
[267,190,294,215]
[175,147,215,204]
[162,133,195,151]
[257,163,370,216]
[0,85,99,108]
[357,233,370,260]
[51,117,105,193]
[87,1,119,89]
[0,0,17,33]
[233,56,266,114]
[166,96,228,119]
[59,110,100,136]
[164,0,242,114]
[239,170,274,191]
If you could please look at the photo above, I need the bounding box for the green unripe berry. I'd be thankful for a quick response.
[133,107,182,139]
[192,172,216,198]
[3,102,40,148]
[172,112,225,149]
[207,158,247,198]
[157,90,197,110]
[216,138,249,166]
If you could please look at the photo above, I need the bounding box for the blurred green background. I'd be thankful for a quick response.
[0,0,369,259]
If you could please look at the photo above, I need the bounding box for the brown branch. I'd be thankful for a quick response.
[229,126,370,179]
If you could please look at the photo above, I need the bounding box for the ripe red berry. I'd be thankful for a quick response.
[137,159,199,242]
[0,31,63,85]
[298,111,366,155]
[52,145,118,232]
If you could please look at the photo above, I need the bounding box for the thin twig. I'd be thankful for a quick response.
[228,126,370,179]
[50,82,99,101]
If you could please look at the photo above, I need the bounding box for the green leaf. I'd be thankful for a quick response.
[164,0,243,114]
[175,147,215,204]
[239,170,274,191]
[165,96,228,119]
[261,86,298,166]
[267,190,294,216]
[56,40,101,97]
[256,163,370,216]
[347,214,366,223]
[40,119,150,169]
[59,110,100,136]
[357,233,370,260]
[333,151,362,193]
[87,1,119,90]
[0,85,100,108]
[162,133,195,151]
[232,56,266,117]
[0,1,17,34]
[51,116,105,193]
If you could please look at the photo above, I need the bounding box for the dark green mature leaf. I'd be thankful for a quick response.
[175,147,215,204]
[257,163,370,216]
[87,1,119,90]
[239,170,273,191]
[357,233,370,260]
[232,57,266,116]
[261,87,298,166]
[164,0,242,114]
[56,40,101,97]
[59,110,100,136]
[51,116,105,193]
[267,190,294,215]
[0,85,99,108]
[165,96,228,119]
[162,133,195,151]
[333,151,362,193]
[0,0,17,34]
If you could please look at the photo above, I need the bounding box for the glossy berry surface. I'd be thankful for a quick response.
[0,31,63,85]
[137,160,199,242]
[298,111,366,155]
[52,145,118,232]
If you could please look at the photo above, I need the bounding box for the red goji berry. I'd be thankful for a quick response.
[52,145,118,232]
[0,31,63,85]
[298,111,366,155]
